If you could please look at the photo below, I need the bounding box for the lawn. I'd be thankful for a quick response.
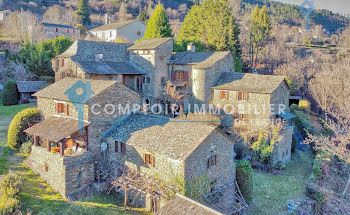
[246,150,314,215]
[0,102,147,214]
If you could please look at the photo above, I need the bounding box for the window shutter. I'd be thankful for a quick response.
[143,154,146,164]
[245,92,249,101]
[115,141,118,153]
[183,71,189,81]
[55,103,59,113]
[236,92,239,100]
[151,155,155,167]
[171,71,176,81]
[215,155,218,165]
[64,104,69,115]
[226,91,229,100]
[207,157,212,169]
[121,143,126,155]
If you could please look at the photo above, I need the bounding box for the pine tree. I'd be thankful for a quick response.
[143,3,172,39]
[77,0,91,26]
[137,6,149,23]
[249,5,271,71]
[177,0,242,72]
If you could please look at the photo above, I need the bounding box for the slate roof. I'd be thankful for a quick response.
[157,194,223,215]
[128,37,173,50]
[214,72,287,94]
[42,22,77,29]
[105,113,227,160]
[74,61,145,75]
[169,51,231,69]
[90,20,141,31]
[33,77,138,103]
[16,81,47,93]
[24,116,89,142]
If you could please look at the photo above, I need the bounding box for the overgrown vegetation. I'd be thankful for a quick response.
[236,160,253,202]
[290,104,318,138]
[7,108,41,150]
[0,170,22,214]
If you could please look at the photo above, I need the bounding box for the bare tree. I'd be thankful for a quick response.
[43,5,80,26]
[1,11,41,43]
[116,2,132,21]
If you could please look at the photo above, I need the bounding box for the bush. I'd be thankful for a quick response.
[0,170,22,214]
[299,99,311,109]
[1,79,18,106]
[292,135,297,153]
[236,160,253,202]
[19,141,32,155]
[290,104,318,137]
[7,108,41,150]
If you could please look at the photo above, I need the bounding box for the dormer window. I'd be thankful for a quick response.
[95,54,103,63]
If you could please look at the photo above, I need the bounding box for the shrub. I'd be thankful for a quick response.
[7,108,41,150]
[292,135,297,153]
[19,141,32,155]
[0,170,22,214]
[299,99,311,109]
[290,104,318,137]
[236,160,253,202]
[1,79,18,106]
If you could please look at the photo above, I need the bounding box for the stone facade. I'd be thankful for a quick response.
[271,126,293,164]
[41,23,80,40]
[25,145,95,198]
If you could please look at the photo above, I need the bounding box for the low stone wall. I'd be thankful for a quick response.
[26,145,95,198]
[272,126,293,165]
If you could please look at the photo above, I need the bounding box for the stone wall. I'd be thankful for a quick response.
[270,81,290,115]
[271,126,293,164]
[43,26,80,40]
[116,21,146,43]
[184,130,236,190]
[26,145,95,198]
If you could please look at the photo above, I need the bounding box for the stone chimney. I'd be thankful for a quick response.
[187,42,195,52]
[104,13,112,24]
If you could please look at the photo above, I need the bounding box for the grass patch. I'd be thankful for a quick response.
[0,101,36,118]
[0,142,9,174]
[246,150,313,215]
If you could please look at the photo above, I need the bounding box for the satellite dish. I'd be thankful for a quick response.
[101,142,107,152]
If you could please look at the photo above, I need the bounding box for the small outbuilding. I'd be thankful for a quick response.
[16,81,47,103]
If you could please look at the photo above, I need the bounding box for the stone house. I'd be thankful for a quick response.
[0,10,12,22]
[89,20,146,43]
[16,81,47,104]
[168,45,234,110]
[41,23,80,40]
[103,112,236,209]
[24,77,140,198]
[211,72,291,129]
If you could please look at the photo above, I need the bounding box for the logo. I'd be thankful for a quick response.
[300,0,316,32]
[64,80,95,134]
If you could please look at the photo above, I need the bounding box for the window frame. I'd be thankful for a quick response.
[57,103,65,114]
[220,90,227,100]
[176,71,184,80]
[207,154,218,169]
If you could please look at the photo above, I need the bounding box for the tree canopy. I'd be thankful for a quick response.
[143,3,172,39]
[77,0,91,25]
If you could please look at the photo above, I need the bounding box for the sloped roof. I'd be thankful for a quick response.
[90,20,141,31]
[33,77,134,103]
[169,51,231,69]
[105,113,229,160]
[214,72,287,94]
[16,81,47,93]
[42,22,77,29]
[73,61,145,75]
[128,37,173,50]
[24,117,89,142]
[157,194,223,215]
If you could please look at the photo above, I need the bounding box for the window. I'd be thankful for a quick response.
[115,141,126,154]
[67,29,70,33]
[73,29,76,34]
[176,71,184,80]
[61,59,65,67]
[102,32,105,38]
[237,92,249,101]
[234,113,249,122]
[95,53,103,62]
[146,77,151,84]
[220,90,228,100]
[143,153,155,167]
[56,27,58,32]
[110,31,113,38]
[56,103,68,115]
[207,155,218,168]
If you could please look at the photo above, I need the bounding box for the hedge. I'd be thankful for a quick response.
[0,170,22,214]
[236,160,253,202]
[1,79,18,106]
[290,104,318,138]
[7,108,41,150]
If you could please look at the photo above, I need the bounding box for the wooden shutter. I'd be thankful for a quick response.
[171,71,176,81]
[55,103,59,113]
[64,104,69,115]
[226,91,229,100]
[245,92,249,101]
[143,154,146,164]
[183,71,189,81]
[151,155,155,167]
[115,141,118,153]
[121,143,126,155]
[236,92,239,100]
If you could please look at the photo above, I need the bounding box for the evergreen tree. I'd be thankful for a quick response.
[143,3,172,39]
[249,5,271,71]
[177,0,242,72]
[137,6,149,23]
[77,0,91,26]
[1,79,18,106]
